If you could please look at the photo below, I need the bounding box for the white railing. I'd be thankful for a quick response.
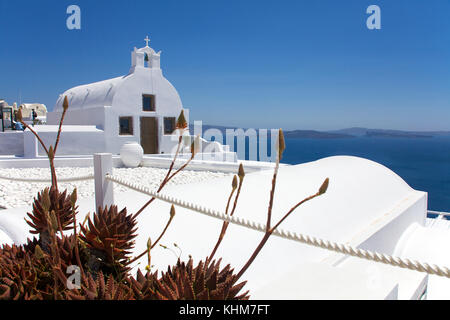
[0,173,94,183]
[0,154,111,210]
[427,210,450,219]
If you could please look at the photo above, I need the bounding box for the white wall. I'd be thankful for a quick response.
[104,108,142,155]
[111,68,187,154]
[49,64,187,155]
[112,68,183,116]
[356,194,426,255]
[0,126,108,157]
[0,131,24,156]
[102,106,189,155]
[36,131,106,156]
[47,107,106,129]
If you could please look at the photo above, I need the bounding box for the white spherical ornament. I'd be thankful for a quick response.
[120,142,144,168]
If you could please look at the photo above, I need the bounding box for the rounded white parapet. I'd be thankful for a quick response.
[393,221,450,299]
[161,155,418,245]
[0,155,428,297]
[395,222,450,266]
[0,229,14,246]
[126,155,425,294]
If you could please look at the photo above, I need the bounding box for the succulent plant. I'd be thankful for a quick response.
[128,258,249,300]
[64,271,133,300]
[0,238,58,300]
[79,205,137,279]
[54,234,81,273]
[126,269,158,299]
[25,187,76,251]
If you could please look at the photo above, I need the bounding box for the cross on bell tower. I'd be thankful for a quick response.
[144,35,150,47]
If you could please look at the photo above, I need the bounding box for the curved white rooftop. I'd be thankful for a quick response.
[127,155,427,293]
[0,155,430,296]
[54,76,126,111]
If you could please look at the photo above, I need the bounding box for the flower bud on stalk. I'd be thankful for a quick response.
[48,145,55,160]
[190,135,201,158]
[238,163,245,182]
[63,96,69,111]
[176,110,187,129]
[318,178,329,195]
[146,237,152,271]
[277,129,285,161]
[71,188,77,207]
[232,175,238,190]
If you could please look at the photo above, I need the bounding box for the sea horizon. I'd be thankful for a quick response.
[228,135,450,212]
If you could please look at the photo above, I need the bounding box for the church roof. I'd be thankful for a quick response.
[54,75,127,111]
[53,37,177,112]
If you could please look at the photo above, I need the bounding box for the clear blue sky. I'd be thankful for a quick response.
[0,0,449,131]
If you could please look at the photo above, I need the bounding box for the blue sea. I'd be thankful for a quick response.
[238,136,450,212]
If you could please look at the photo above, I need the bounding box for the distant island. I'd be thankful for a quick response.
[283,130,354,139]
[364,131,432,138]
[328,127,448,139]
[191,125,450,139]
[190,124,353,139]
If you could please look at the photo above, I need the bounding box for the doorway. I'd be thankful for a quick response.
[140,117,158,154]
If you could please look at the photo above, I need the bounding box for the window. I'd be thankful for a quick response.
[144,53,149,68]
[142,94,155,111]
[119,116,133,135]
[164,117,176,134]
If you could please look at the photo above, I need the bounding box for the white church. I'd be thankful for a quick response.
[46,37,188,155]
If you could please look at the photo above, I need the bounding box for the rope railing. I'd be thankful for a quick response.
[0,173,94,183]
[427,210,450,218]
[105,173,450,279]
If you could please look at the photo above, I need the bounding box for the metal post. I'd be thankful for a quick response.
[93,153,114,210]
